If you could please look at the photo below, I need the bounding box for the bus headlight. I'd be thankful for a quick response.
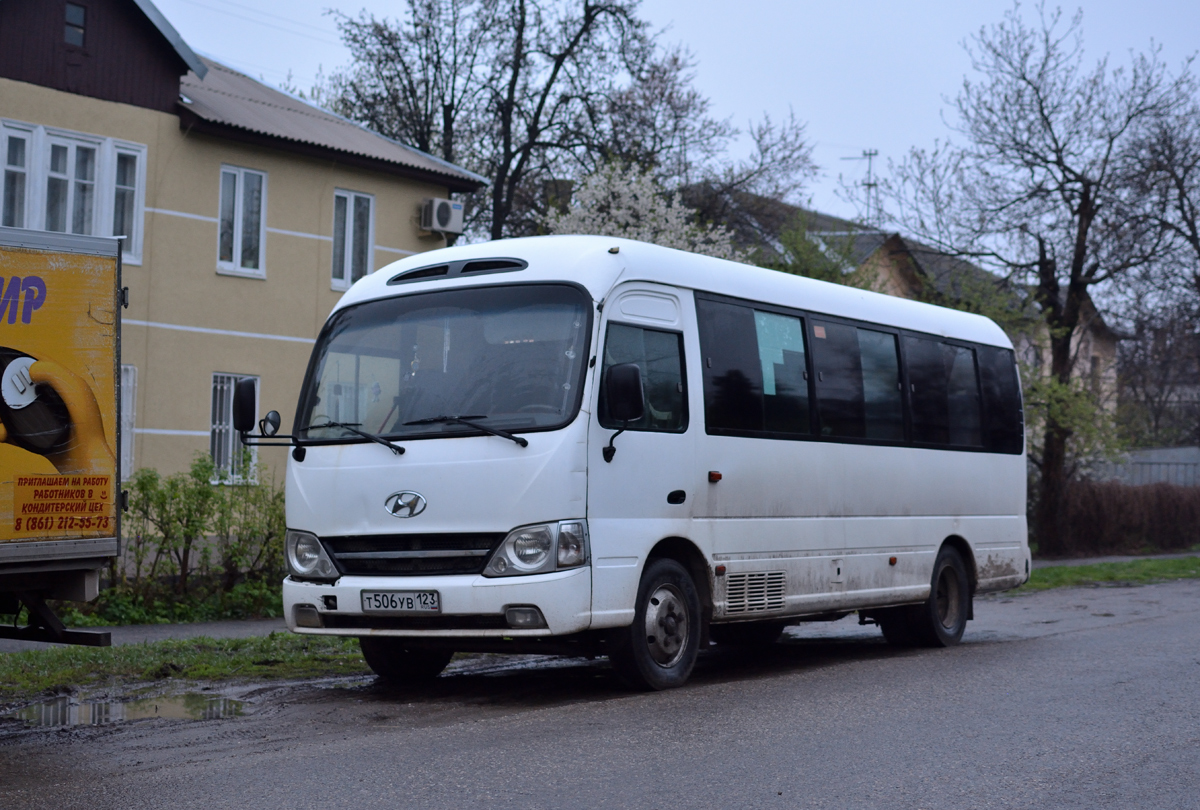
[484,520,588,577]
[286,530,338,580]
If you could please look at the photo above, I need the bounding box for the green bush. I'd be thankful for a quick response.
[48,453,287,626]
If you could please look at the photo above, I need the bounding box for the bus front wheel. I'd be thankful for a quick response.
[878,545,970,648]
[359,638,454,682]
[608,558,702,690]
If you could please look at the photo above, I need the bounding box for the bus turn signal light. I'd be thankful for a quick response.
[708,471,722,483]
[889,557,897,566]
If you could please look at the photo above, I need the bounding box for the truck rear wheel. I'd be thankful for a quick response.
[358,638,453,682]
[608,558,701,690]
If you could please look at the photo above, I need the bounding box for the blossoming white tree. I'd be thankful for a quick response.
[542,164,745,261]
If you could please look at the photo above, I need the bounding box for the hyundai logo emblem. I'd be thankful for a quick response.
[384,491,427,518]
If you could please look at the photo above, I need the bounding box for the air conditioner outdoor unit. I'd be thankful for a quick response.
[420,198,465,234]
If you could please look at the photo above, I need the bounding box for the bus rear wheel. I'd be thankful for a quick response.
[359,638,454,682]
[608,558,701,690]
[878,546,970,648]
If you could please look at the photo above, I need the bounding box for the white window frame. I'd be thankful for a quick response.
[330,189,375,291]
[120,364,137,481]
[211,372,258,482]
[217,165,267,279]
[0,118,147,264]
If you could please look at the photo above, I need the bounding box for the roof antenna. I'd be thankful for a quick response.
[840,149,879,227]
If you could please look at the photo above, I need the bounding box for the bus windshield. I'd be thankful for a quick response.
[296,283,592,443]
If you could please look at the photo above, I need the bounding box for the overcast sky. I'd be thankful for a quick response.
[153,0,1200,221]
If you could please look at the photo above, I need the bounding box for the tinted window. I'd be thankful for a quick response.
[946,345,982,446]
[812,320,864,438]
[698,299,764,432]
[698,299,811,436]
[905,337,982,447]
[858,328,904,441]
[978,346,1024,453]
[599,324,686,431]
[905,337,948,444]
[811,322,904,441]
[755,311,810,434]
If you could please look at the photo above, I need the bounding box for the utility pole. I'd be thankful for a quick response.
[840,149,879,226]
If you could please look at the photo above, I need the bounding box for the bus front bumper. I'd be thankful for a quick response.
[282,566,592,637]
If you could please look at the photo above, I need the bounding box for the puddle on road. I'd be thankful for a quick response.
[5,694,244,728]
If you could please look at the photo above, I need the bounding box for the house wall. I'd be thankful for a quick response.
[0,0,186,113]
[1,76,450,480]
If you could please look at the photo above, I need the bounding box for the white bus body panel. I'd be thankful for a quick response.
[283,236,1029,638]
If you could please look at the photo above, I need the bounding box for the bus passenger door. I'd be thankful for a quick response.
[587,285,697,628]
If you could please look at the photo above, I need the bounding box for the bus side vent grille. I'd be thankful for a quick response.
[726,571,786,614]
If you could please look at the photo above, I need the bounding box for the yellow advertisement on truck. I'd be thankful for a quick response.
[0,226,122,646]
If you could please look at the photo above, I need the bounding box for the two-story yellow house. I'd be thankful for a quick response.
[0,0,485,480]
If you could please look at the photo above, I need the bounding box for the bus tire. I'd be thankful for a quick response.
[877,546,970,647]
[915,545,970,646]
[358,638,454,682]
[608,558,701,690]
[709,620,786,646]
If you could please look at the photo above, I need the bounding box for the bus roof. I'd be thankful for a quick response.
[337,235,1014,349]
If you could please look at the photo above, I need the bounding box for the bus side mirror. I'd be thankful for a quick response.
[605,363,644,423]
[233,378,257,433]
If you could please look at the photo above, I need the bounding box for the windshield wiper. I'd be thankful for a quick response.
[306,421,405,455]
[403,415,529,448]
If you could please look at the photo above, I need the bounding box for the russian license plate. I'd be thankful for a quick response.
[360,590,441,614]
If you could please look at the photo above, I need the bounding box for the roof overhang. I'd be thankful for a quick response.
[132,0,207,78]
[177,108,485,193]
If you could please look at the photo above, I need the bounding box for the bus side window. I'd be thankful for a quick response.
[697,299,762,433]
[812,320,865,438]
[810,321,904,442]
[905,336,950,444]
[696,299,811,436]
[945,344,982,446]
[977,346,1024,453]
[598,323,687,432]
[904,337,983,447]
[754,310,810,435]
[857,328,903,441]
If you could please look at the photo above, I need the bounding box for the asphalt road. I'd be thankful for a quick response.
[1,580,1199,810]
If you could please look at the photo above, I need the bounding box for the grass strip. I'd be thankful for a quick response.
[1011,555,1200,593]
[0,632,369,707]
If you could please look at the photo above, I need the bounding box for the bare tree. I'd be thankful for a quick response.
[322,1,815,241]
[876,4,1192,553]
[1125,88,1200,295]
[329,0,497,166]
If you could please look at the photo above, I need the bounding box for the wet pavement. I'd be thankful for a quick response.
[1,579,1198,809]
[8,694,244,728]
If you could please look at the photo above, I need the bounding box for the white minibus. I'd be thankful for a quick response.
[234,235,1030,690]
